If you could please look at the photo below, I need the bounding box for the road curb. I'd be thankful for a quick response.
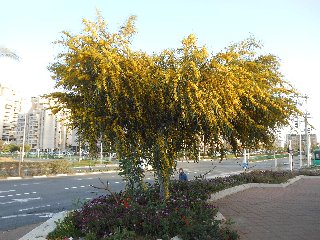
[18,211,68,240]
[6,177,22,180]
[208,175,320,202]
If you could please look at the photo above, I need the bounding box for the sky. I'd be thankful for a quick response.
[0,0,320,138]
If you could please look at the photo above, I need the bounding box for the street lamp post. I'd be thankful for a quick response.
[18,113,27,177]
[21,113,27,163]
[100,142,103,163]
[299,132,302,168]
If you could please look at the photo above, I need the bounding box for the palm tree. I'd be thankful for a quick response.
[0,47,19,60]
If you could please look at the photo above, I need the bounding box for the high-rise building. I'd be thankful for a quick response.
[16,96,73,152]
[0,84,24,142]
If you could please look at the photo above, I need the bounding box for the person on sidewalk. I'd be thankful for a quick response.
[179,168,188,181]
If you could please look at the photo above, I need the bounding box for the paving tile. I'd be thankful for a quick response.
[215,178,320,239]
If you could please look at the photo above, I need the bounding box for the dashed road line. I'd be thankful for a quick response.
[0,197,41,205]
[0,190,15,194]
[64,185,90,190]
[0,192,37,198]
[1,212,55,219]
[19,204,51,212]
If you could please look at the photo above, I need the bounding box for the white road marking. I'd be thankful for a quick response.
[0,196,5,198]
[24,193,30,195]
[0,190,15,194]
[12,197,41,203]
[38,213,55,218]
[7,195,13,197]
[65,185,93,190]
[21,183,29,186]
[76,178,83,180]
[0,197,41,205]
[16,194,21,196]
[2,214,27,219]
[1,212,55,219]
[115,181,120,184]
[19,204,51,212]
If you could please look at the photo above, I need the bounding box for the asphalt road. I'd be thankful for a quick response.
[0,156,293,233]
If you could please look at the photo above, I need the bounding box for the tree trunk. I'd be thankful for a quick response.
[156,168,170,201]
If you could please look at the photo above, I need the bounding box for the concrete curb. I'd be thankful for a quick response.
[208,175,320,201]
[19,211,68,240]
[20,175,320,239]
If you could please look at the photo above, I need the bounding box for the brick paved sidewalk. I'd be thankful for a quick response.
[215,178,320,240]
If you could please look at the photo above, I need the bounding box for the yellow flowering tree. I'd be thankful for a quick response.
[48,14,300,200]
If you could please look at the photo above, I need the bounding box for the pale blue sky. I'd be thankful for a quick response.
[1,0,320,137]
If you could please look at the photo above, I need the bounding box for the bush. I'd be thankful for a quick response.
[47,213,82,240]
[0,160,73,177]
[48,182,238,240]
[49,160,72,174]
[48,169,320,240]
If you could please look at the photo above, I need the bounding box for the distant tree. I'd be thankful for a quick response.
[23,144,31,153]
[48,14,301,200]
[0,47,19,60]
[2,143,19,153]
[0,140,4,152]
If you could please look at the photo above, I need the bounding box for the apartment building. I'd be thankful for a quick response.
[0,84,23,142]
[285,133,318,152]
[16,96,73,152]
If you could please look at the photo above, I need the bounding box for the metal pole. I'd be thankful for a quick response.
[100,142,103,163]
[299,133,302,168]
[305,114,310,167]
[79,141,82,162]
[59,129,62,156]
[243,148,247,171]
[21,113,27,163]
[109,142,112,162]
[307,135,311,166]
[288,140,293,171]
